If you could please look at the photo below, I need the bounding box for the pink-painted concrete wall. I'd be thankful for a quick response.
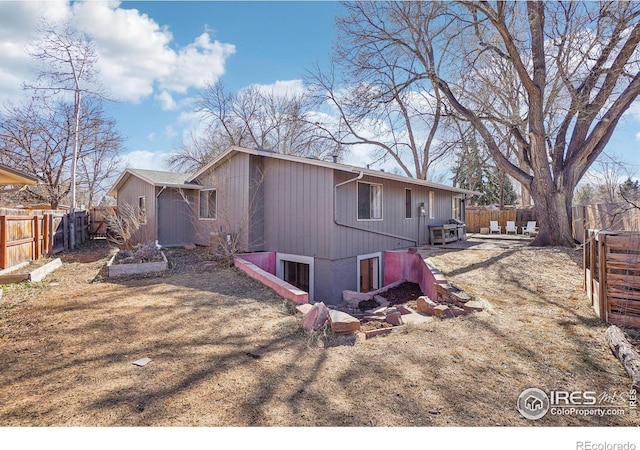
[234,256,308,304]
[237,252,276,275]
[384,251,448,301]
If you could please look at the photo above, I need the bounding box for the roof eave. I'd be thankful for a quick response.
[187,145,483,197]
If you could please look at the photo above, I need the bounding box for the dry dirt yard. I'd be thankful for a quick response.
[0,239,637,426]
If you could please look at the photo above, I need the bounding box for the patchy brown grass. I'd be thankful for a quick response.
[0,240,636,426]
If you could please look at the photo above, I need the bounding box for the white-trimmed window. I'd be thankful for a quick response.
[357,181,383,220]
[405,188,412,219]
[452,196,462,221]
[429,191,435,219]
[276,253,314,301]
[199,189,217,219]
[357,252,381,293]
[138,196,147,224]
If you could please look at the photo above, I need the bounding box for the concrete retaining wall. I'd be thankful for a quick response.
[234,256,308,304]
[237,252,276,275]
[383,251,448,301]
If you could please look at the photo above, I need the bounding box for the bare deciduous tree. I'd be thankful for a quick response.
[335,1,640,246]
[0,97,123,209]
[26,18,110,246]
[308,1,452,180]
[170,81,340,172]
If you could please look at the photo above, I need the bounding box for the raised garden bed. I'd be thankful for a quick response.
[107,251,168,278]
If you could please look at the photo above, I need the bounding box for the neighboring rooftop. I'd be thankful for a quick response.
[108,168,203,196]
[0,163,39,185]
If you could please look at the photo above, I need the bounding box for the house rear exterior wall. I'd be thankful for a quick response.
[115,175,157,243]
[248,156,265,252]
[262,157,334,259]
[332,171,457,260]
[156,188,196,247]
[192,153,250,249]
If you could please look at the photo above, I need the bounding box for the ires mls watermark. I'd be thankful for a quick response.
[517,387,637,420]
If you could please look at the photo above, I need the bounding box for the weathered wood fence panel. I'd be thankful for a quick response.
[0,210,90,269]
[573,204,640,244]
[465,209,536,233]
[73,211,88,246]
[0,215,51,270]
[89,207,114,238]
[584,229,640,328]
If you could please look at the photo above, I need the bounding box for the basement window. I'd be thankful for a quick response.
[358,181,383,220]
[199,189,217,219]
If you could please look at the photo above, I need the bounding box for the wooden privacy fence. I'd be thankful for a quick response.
[465,208,537,233]
[584,229,640,328]
[0,210,90,270]
[89,206,115,238]
[573,204,640,244]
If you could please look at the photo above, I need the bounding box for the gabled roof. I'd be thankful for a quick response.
[189,145,482,196]
[108,168,203,197]
[0,164,39,185]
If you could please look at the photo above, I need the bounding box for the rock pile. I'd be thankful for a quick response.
[416,283,484,318]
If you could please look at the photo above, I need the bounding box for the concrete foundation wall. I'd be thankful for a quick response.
[313,257,358,305]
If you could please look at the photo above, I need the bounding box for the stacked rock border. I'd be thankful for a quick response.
[295,278,484,343]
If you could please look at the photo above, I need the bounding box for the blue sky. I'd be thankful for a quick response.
[105,1,341,170]
[0,0,638,181]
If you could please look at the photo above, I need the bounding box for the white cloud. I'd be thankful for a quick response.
[160,32,235,94]
[121,150,171,171]
[636,132,640,141]
[0,1,69,100]
[156,91,177,111]
[164,125,178,139]
[72,1,235,102]
[0,1,235,104]
[247,79,306,98]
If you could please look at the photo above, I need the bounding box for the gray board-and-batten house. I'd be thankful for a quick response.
[108,146,479,304]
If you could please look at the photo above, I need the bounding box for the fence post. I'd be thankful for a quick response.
[597,233,608,321]
[63,214,69,251]
[43,214,50,256]
[0,216,6,269]
[33,215,40,260]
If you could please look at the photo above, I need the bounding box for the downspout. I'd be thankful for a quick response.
[155,186,167,247]
[333,171,418,246]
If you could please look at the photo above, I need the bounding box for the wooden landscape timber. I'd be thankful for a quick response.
[0,258,62,284]
[605,325,640,389]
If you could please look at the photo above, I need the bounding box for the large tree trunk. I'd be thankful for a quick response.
[529,183,575,247]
